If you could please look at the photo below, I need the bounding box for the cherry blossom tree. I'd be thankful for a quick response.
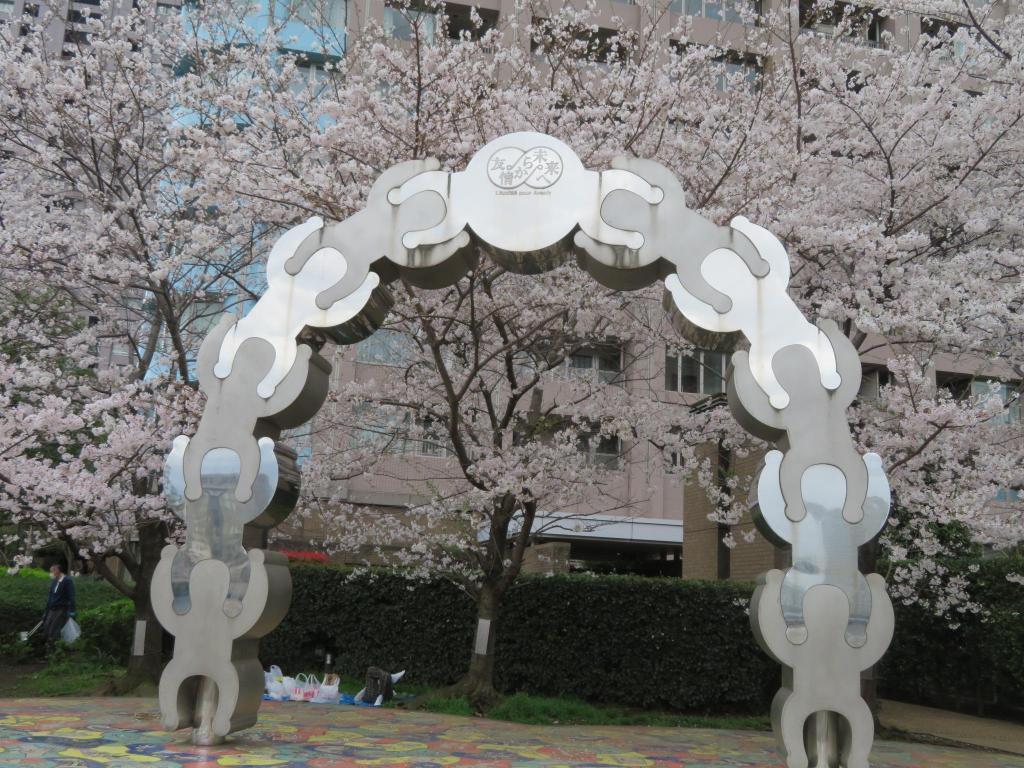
[746,0,1024,616]
[0,0,290,681]
[2,0,1021,699]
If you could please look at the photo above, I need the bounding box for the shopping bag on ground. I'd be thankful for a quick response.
[61,618,81,644]
[266,678,288,700]
[264,665,283,690]
[265,666,287,700]
[287,674,307,701]
[311,674,339,704]
[289,673,319,702]
[304,674,321,701]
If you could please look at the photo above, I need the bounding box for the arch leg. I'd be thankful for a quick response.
[778,693,813,768]
[158,659,195,732]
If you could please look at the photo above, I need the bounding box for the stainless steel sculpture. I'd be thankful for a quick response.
[154,131,893,765]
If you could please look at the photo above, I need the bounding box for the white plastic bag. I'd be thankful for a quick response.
[289,673,318,702]
[266,678,288,700]
[265,666,287,700]
[280,675,295,695]
[311,674,339,704]
[287,674,305,701]
[61,618,81,644]
[264,665,283,690]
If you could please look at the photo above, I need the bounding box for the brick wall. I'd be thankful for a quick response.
[682,444,789,582]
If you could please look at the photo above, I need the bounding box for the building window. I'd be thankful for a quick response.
[67,8,101,23]
[286,422,313,465]
[274,0,347,59]
[920,17,965,39]
[184,296,225,351]
[799,0,881,46]
[350,406,449,457]
[580,431,622,470]
[530,21,632,64]
[292,59,332,93]
[920,16,969,59]
[857,367,890,402]
[972,379,1021,425]
[384,5,436,42]
[446,4,498,42]
[589,27,632,63]
[672,0,760,23]
[665,349,725,395]
[567,345,621,384]
[0,0,15,13]
[350,405,405,453]
[714,54,761,91]
[412,417,449,457]
[276,0,346,28]
[994,488,1021,504]
[355,328,417,367]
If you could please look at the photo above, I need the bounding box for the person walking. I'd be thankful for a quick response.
[41,562,76,649]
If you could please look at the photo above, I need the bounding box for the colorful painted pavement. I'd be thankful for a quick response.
[1,698,1022,768]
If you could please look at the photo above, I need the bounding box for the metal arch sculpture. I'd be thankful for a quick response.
[154,132,895,767]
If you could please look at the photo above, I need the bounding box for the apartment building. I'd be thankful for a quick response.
[7,0,1017,578]
[3,0,990,67]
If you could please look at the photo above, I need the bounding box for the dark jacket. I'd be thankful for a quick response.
[45,576,76,613]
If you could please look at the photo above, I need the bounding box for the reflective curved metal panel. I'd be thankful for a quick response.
[664,217,842,409]
[387,132,662,270]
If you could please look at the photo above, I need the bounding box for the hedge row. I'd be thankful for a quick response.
[261,567,778,713]
[4,557,1021,717]
[78,600,135,664]
[879,555,1024,719]
[262,558,1024,716]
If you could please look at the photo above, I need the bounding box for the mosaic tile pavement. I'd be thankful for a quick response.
[1,697,1022,768]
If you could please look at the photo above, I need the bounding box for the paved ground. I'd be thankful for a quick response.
[879,699,1024,756]
[2,697,1024,767]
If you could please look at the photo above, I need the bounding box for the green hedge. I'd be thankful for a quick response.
[0,568,127,640]
[496,575,776,711]
[260,566,478,694]
[7,557,1019,718]
[78,600,135,664]
[879,554,1024,719]
[260,567,777,713]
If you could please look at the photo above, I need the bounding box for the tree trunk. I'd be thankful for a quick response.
[716,441,732,580]
[455,579,501,712]
[120,522,167,690]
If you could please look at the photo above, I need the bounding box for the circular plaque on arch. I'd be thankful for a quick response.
[457,132,590,254]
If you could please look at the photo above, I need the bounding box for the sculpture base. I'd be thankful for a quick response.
[191,729,225,747]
